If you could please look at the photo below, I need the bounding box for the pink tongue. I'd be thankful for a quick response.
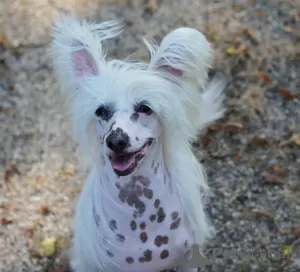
[112,156,135,172]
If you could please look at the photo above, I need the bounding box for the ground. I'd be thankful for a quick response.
[0,0,300,271]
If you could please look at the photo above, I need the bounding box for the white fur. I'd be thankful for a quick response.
[51,15,227,272]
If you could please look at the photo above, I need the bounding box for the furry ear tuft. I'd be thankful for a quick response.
[144,27,212,89]
[51,15,123,92]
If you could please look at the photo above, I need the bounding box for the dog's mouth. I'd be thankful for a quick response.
[108,139,153,176]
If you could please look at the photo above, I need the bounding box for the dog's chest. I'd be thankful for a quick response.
[97,170,195,272]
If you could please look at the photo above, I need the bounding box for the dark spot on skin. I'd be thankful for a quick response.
[93,204,101,227]
[154,163,160,174]
[143,188,153,199]
[184,240,188,247]
[137,176,151,187]
[108,121,116,133]
[117,234,125,242]
[140,222,146,230]
[136,185,143,196]
[130,220,137,231]
[150,214,156,222]
[171,211,179,221]
[126,257,134,264]
[154,199,160,209]
[138,257,146,263]
[135,137,139,141]
[154,235,163,247]
[170,217,181,230]
[118,181,145,215]
[162,236,169,244]
[131,176,139,183]
[143,249,152,262]
[135,199,146,215]
[140,232,148,243]
[160,250,169,259]
[106,251,114,257]
[157,207,166,223]
[118,188,126,203]
[109,220,117,230]
[130,113,139,122]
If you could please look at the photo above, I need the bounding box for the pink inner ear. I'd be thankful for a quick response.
[72,49,98,78]
[157,65,183,77]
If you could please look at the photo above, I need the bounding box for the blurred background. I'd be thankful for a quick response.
[0,0,299,271]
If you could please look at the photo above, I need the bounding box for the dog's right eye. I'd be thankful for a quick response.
[95,106,106,117]
[95,104,115,121]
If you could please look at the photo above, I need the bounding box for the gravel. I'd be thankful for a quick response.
[0,0,299,271]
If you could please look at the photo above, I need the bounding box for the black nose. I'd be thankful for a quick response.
[106,129,130,152]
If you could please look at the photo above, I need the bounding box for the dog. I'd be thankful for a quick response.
[51,15,228,272]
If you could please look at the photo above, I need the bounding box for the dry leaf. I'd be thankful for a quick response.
[0,36,8,46]
[224,121,244,130]
[207,124,223,132]
[62,168,75,176]
[283,244,292,257]
[292,228,300,235]
[253,135,270,146]
[273,165,281,172]
[244,28,259,45]
[4,164,21,183]
[279,87,295,100]
[38,237,57,257]
[226,46,236,55]
[201,135,212,147]
[250,209,272,218]
[290,134,300,146]
[252,72,272,83]
[261,171,285,185]
[234,153,241,162]
[145,0,158,14]
[236,44,249,55]
[1,217,13,225]
[283,27,293,33]
[38,204,53,215]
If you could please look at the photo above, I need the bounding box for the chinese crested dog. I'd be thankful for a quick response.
[51,15,227,272]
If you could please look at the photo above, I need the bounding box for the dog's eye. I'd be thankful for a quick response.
[138,104,153,115]
[95,106,106,117]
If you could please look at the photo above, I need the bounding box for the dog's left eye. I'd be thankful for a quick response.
[138,104,153,115]
[95,106,106,117]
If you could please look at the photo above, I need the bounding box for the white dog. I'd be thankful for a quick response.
[51,15,227,272]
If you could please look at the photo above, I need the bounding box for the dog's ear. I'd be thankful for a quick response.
[51,15,123,91]
[144,27,212,89]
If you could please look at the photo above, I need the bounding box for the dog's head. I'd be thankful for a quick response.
[51,16,223,176]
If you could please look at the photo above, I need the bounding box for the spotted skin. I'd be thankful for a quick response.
[73,149,196,272]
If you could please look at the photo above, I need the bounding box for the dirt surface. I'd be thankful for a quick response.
[1,0,300,271]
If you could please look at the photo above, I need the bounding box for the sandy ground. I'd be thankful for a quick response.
[0,0,300,271]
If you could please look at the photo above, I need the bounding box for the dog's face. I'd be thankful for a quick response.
[52,16,215,176]
[95,98,161,176]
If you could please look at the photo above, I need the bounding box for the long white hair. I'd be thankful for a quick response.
[51,15,228,268]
